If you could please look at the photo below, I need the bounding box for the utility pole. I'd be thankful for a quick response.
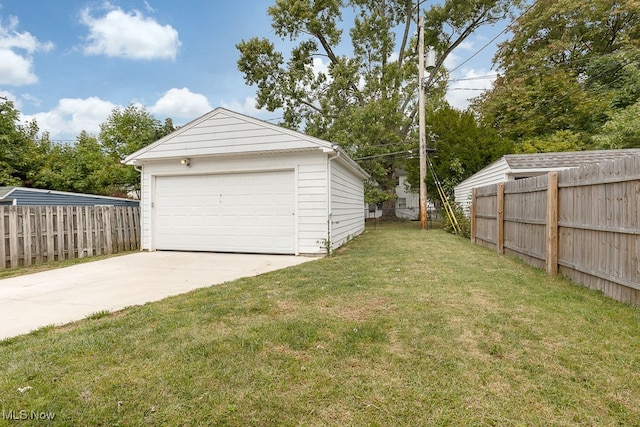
[418,16,427,230]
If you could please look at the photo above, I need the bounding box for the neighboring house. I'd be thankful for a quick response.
[395,169,419,220]
[365,170,434,221]
[0,186,139,207]
[365,203,383,220]
[123,107,369,255]
[454,148,640,212]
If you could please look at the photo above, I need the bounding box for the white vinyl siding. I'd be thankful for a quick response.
[140,152,330,254]
[395,174,419,220]
[454,159,511,213]
[297,162,329,253]
[330,160,365,249]
[132,109,333,160]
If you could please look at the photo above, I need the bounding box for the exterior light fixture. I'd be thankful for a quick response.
[180,158,191,167]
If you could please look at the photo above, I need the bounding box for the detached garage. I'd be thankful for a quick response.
[124,108,369,255]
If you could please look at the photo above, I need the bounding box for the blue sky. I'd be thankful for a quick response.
[0,0,508,141]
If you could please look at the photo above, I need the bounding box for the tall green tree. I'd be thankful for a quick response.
[475,0,640,150]
[593,100,640,149]
[33,132,113,195]
[406,105,513,195]
[2,102,175,196]
[237,0,524,199]
[99,104,174,196]
[0,100,52,187]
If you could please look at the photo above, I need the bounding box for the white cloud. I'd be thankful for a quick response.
[23,97,117,139]
[446,69,497,110]
[80,6,181,60]
[220,97,262,116]
[312,57,329,77]
[18,92,41,107]
[143,1,157,14]
[149,87,212,118]
[443,52,461,71]
[0,49,35,85]
[0,16,54,85]
[456,40,475,51]
[0,90,17,104]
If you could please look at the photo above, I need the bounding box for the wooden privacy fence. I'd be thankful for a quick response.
[1,205,140,270]
[471,155,640,306]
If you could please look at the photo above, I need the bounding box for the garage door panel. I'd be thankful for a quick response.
[155,171,296,254]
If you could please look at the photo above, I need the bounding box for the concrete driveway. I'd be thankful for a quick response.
[0,252,314,340]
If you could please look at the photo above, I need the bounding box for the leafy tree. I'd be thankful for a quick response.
[33,132,114,195]
[475,0,640,150]
[0,100,52,187]
[99,104,174,196]
[593,101,640,149]
[405,105,513,195]
[2,102,175,196]
[1,101,23,185]
[519,130,582,154]
[237,0,524,205]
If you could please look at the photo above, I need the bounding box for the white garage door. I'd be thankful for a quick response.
[154,170,296,254]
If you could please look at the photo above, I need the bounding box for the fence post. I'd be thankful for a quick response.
[497,183,505,254]
[56,206,65,261]
[0,207,6,270]
[470,188,477,243]
[23,206,32,267]
[546,172,559,275]
[65,206,75,260]
[34,206,43,264]
[77,207,86,258]
[9,207,19,268]
[104,206,113,254]
[46,206,55,262]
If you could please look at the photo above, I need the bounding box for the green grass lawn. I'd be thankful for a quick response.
[1,222,640,426]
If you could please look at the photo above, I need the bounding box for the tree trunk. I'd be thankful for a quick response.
[381,199,397,218]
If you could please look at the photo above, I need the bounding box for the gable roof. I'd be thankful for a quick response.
[124,107,338,164]
[124,107,369,180]
[503,149,640,170]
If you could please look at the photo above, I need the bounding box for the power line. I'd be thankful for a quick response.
[448,75,497,82]
[354,150,413,160]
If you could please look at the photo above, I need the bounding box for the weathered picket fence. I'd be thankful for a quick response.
[471,154,640,305]
[1,205,140,270]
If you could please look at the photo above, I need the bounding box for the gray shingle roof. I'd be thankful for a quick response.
[0,186,138,206]
[0,186,15,198]
[504,149,640,170]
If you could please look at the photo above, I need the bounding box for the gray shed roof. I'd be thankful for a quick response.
[503,149,640,170]
[0,187,139,207]
[454,148,640,213]
[0,187,14,198]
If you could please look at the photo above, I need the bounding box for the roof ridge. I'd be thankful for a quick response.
[504,148,640,169]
